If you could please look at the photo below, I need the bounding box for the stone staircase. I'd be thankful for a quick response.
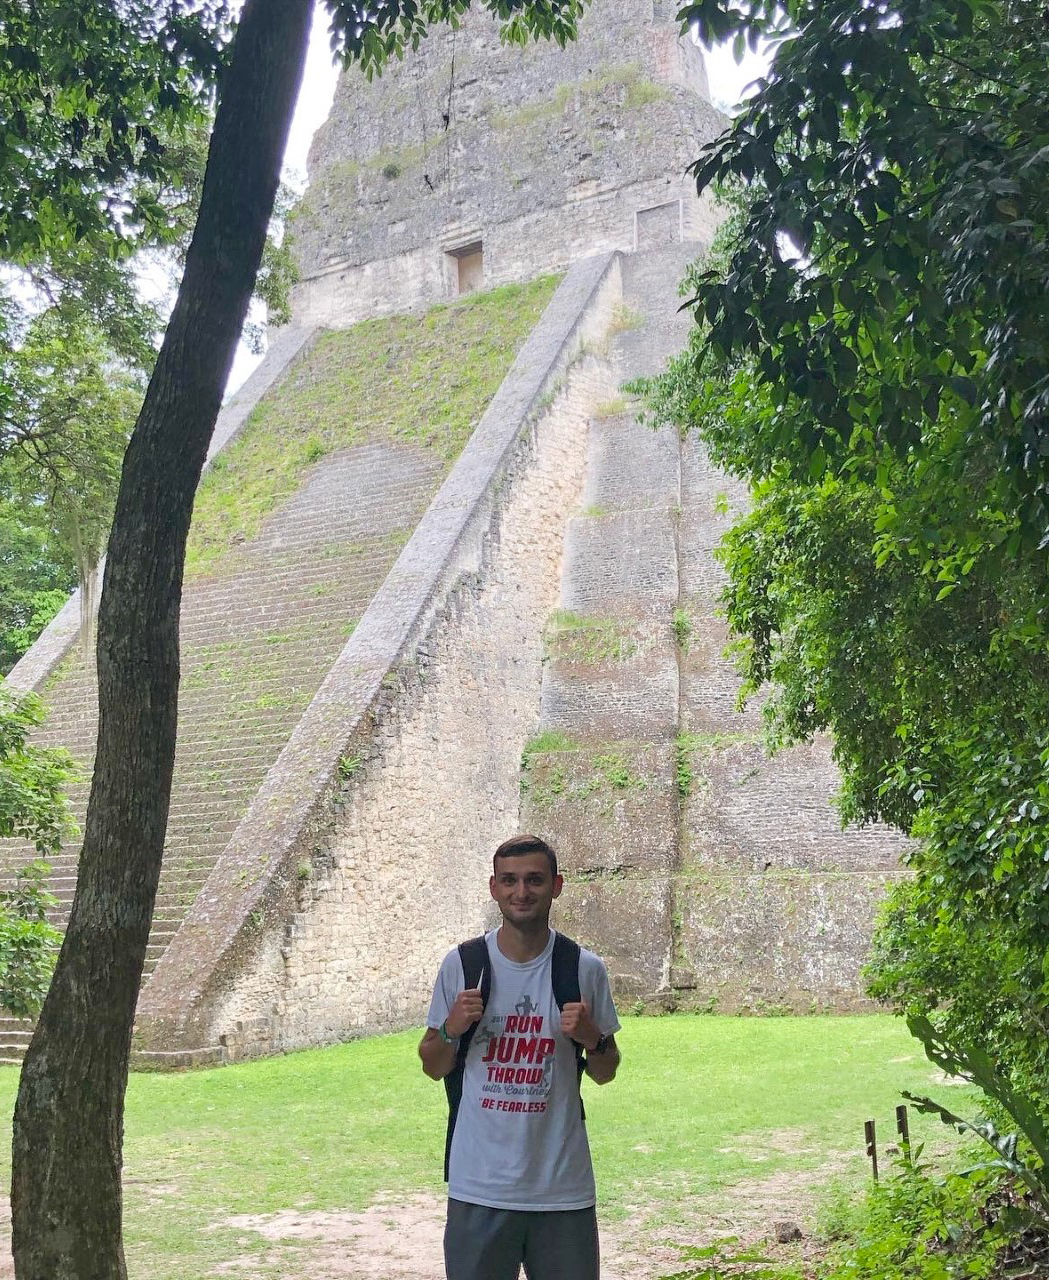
[524,244,907,1011]
[0,437,446,1057]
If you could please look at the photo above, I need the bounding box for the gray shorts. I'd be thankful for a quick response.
[444,1197,600,1280]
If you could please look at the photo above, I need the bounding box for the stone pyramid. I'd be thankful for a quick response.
[0,0,904,1065]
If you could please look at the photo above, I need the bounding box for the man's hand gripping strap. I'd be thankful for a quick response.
[442,936,489,1181]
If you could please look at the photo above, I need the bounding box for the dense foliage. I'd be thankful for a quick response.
[0,0,224,665]
[0,503,75,673]
[0,862,63,1019]
[0,686,74,1015]
[0,1,230,262]
[642,0,1049,1113]
[0,56,298,671]
[0,683,77,855]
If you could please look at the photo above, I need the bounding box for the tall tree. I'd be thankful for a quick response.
[5,3,588,1276]
[9,3,313,1273]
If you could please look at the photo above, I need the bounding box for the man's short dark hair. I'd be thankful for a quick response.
[493,834,558,878]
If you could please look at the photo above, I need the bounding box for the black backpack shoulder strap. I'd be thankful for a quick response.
[551,931,586,1119]
[442,935,489,1181]
[458,935,490,1010]
[551,931,581,1009]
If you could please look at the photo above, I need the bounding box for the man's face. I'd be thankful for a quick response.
[490,853,563,928]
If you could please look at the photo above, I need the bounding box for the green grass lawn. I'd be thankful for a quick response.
[0,1015,965,1278]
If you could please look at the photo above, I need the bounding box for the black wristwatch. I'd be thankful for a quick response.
[589,1034,612,1056]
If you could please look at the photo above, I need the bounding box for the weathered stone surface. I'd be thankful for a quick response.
[682,739,909,875]
[677,432,749,602]
[521,743,678,876]
[676,870,893,1012]
[553,874,672,999]
[581,415,680,514]
[679,614,765,735]
[0,432,448,1015]
[291,0,726,327]
[5,1,910,1065]
[523,239,908,1027]
[561,509,679,618]
[540,617,679,740]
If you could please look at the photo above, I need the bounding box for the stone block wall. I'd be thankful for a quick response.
[519,244,909,1017]
[519,267,686,999]
[292,173,718,330]
[288,0,726,328]
[675,418,909,1013]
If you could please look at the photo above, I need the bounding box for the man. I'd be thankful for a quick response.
[420,833,621,1280]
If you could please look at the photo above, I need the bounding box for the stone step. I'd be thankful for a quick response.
[0,1031,34,1048]
[580,416,680,515]
[560,510,679,618]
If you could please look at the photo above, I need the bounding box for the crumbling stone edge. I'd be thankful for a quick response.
[132,251,623,1068]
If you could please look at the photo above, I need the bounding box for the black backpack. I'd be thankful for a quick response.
[442,931,584,1181]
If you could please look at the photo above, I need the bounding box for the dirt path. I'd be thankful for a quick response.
[209,1160,841,1280]
[0,1156,844,1279]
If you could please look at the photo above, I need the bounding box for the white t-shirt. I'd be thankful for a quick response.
[427,928,621,1211]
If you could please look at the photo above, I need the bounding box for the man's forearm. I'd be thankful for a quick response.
[419,1027,457,1080]
[583,1038,620,1085]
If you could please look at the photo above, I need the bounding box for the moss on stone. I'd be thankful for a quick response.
[674,729,764,797]
[186,275,560,578]
[492,64,669,132]
[524,743,650,811]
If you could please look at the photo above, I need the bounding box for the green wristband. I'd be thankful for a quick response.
[438,1020,458,1044]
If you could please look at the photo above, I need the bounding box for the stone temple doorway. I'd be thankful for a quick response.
[446,240,484,295]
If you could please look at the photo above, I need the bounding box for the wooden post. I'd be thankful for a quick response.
[864,1119,879,1182]
[896,1104,911,1163]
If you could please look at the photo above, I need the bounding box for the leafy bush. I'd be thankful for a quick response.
[662,1237,802,1280]
[0,683,74,1016]
[905,1015,1049,1224]
[0,682,78,853]
[0,862,62,1017]
[660,1162,1011,1280]
[867,890,1049,1118]
[827,1158,1006,1280]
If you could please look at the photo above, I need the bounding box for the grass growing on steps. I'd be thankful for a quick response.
[0,1016,966,1279]
[543,609,638,663]
[187,274,560,578]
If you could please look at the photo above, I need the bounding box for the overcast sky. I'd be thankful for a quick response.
[227,12,767,392]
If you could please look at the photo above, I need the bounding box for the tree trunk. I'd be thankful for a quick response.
[10,2,312,1275]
